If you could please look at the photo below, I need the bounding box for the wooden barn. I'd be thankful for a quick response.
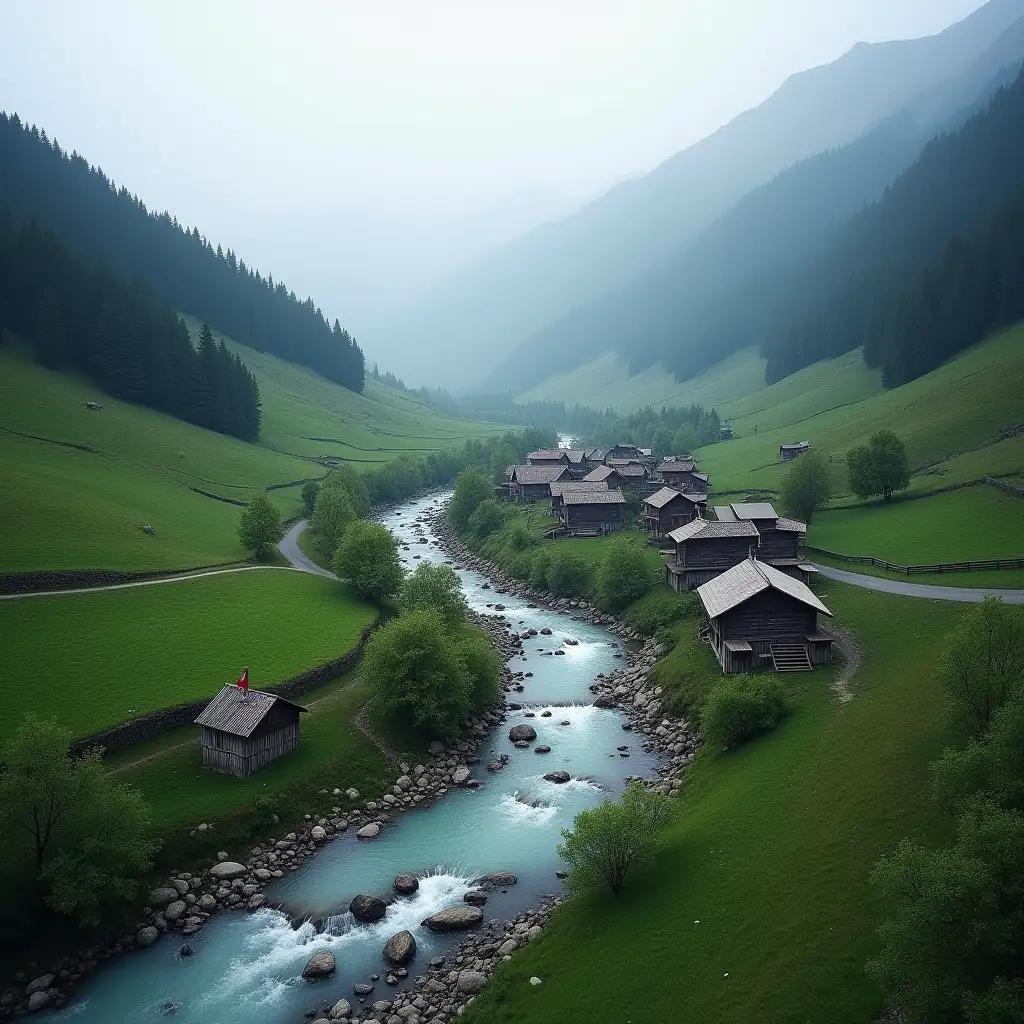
[643,487,708,538]
[605,443,645,463]
[584,448,607,470]
[526,449,569,465]
[664,518,760,592]
[713,502,815,581]
[195,686,308,777]
[658,458,708,493]
[509,464,571,501]
[583,465,627,489]
[549,479,610,515]
[697,557,833,674]
[779,441,811,461]
[616,463,650,487]
[559,489,626,536]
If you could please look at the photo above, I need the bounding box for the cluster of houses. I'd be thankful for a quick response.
[501,441,833,676]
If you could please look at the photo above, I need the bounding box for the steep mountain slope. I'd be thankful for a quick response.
[493,14,1024,395]
[370,0,1024,388]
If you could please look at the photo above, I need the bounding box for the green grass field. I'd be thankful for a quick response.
[0,569,376,742]
[809,487,1024,564]
[0,333,508,574]
[464,582,966,1024]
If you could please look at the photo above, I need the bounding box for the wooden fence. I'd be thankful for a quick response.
[806,546,1024,576]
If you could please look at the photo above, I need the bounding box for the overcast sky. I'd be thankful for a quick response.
[0,1,989,323]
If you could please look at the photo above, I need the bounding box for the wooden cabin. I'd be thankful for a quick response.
[583,465,627,490]
[527,449,570,466]
[713,503,814,581]
[664,519,760,592]
[697,557,833,674]
[560,490,626,536]
[779,441,811,461]
[605,443,644,463]
[195,686,307,777]
[720,424,734,441]
[509,464,571,501]
[617,463,650,487]
[658,458,708,493]
[549,479,610,515]
[584,448,607,471]
[642,487,708,538]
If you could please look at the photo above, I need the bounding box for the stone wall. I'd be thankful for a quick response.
[69,615,383,756]
[0,561,247,596]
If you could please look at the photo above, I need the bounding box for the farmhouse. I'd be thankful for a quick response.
[509,464,571,501]
[664,518,760,592]
[195,685,308,778]
[559,489,626,536]
[642,487,708,538]
[549,479,610,515]
[779,440,811,461]
[697,557,834,674]
[713,502,814,580]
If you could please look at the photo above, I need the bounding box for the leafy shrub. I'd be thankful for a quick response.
[595,539,654,612]
[546,548,590,598]
[308,482,355,560]
[333,520,403,602]
[457,631,503,710]
[529,548,552,589]
[300,479,321,517]
[449,469,492,531]
[701,674,789,747]
[468,498,507,538]
[622,590,700,636]
[558,782,672,896]
[400,562,467,628]
[504,522,537,553]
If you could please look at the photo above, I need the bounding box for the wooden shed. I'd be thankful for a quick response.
[643,487,708,539]
[779,441,811,461]
[697,557,833,674]
[509,464,571,501]
[605,443,644,463]
[549,479,609,515]
[713,503,814,581]
[526,449,570,465]
[195,686,308,778]
[664,518,760,592]
[559,489,626,536]
[659,458,708,493]
[583,465,627,489]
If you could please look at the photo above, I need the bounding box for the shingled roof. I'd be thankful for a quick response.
[511,465,570,485]
[195,686,307,738]
[583,466,620,483]
[667,519,759,544]
[527,449,569,462]
[658,458,695,474]
[697,558,832,620]
[645,487,707,510]
[714,502,778,522]
[562,490,627,506]
[549,480,610,497]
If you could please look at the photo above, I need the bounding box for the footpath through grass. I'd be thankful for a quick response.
[0,568,376,742]
[464,582,965,1024]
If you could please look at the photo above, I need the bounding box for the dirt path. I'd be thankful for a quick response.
[814,564,1024,604]
[825,625,861,702]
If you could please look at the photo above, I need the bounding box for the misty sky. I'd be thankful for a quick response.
[0,1,989,337]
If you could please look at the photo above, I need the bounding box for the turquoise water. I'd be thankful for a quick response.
[50,494,654,1023]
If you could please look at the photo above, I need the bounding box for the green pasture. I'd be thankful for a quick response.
[808,486,1024,564]
[0,568,376,742]
[0,332,506,573]
[464,582,966,1024]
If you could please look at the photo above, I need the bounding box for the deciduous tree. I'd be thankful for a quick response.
[308,483,355,560]
[237,492,283,558]
[333,520,403,602]
[595,539,654,612]
[449,469,492,531]
[780,448,834,524]
[400,562,467,629]
[847,430,911,501]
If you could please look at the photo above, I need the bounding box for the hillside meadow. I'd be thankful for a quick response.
[464,582,966,1024]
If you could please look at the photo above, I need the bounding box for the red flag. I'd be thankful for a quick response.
[236,667,249,691]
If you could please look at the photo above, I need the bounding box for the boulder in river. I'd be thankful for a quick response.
[393,873,419,896]
[349,894,387,923]
[508,724,537,743]
[463,889,488,906]
[593,695,617,709]
[544,771,571,784]
[356,823,380,839]
[302,949,337,979]
[535,745,551,754]
[421,906,484,932]
[382,929,416,964]
[452,766,472,785]
[148,887,179,908]
[136,926,159,948]
[329,998,352,1019]
[477,871,518,887]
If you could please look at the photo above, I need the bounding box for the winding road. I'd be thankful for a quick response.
[813,564,1024,604]
[277,518,335,578]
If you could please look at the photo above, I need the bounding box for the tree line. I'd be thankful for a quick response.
[0,112,365,393]
[0,212,261,440]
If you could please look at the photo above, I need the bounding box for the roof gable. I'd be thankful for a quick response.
[511,464,571,485]
[667,519,759,544]
[697,558,831,619]
[195,686,307,738]
[549,480,609,497]
[583,466,620,482]
[730,502,779,521]
[562,490,627,506]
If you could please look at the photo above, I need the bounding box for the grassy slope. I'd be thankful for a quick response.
[465,583,964,1024]
[0,335,507,573]
[0,569,375,742]
[517,348,768,414]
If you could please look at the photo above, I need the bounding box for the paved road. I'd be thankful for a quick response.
[814,564,1024,604]
[277,519,336,578]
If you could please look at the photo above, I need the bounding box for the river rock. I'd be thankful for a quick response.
[456,970,489,995]
[497,938,519,957]
[329,998,352,1019]
[209,861,247,881]
[302,949,336,979]
[345,788,360,801]
[393,873,419,895]
[421,906,484,932]
[463,889,488,906]
[26,974,54,995]
[593,694,617,708]
[148,887,180,908]
[535,745,551,754]
[382,929,416,964]
[27,991,51,1012]
[508,724,537,742]
[164,900,186,921]
[350,894,387,923]
[310,825,327,843]
[353,982,374,996]
[544,771,571,784]
[136,926,159,948]
[477,871,518,887]
[452,766,472,785]
[356,823,380,839]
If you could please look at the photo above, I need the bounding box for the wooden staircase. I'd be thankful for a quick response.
[770,642,811,672]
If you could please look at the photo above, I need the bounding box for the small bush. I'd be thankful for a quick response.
[701,675,789,747]
[622,590,700,636]
[546,548,590,598]
[504,522,537,553]
[468,498,507,539]
[529,548,552,589]
[595,539,654,612]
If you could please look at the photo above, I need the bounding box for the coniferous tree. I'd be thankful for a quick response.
[33,287,66,369]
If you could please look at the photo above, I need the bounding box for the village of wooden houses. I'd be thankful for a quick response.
[501,440,831,675]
